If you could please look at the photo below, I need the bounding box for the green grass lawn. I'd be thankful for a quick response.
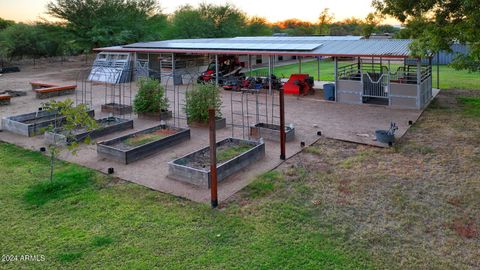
[0,143,371,269]
[252,60,480,90]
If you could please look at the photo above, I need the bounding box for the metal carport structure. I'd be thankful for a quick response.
[93,36,435,110]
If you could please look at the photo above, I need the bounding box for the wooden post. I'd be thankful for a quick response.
[209,108,218,208]
[279,88,286,160]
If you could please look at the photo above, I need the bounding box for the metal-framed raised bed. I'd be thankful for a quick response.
[188,117,227,130]
[137,110,173,121]
[44,117,133,144]
[101,103,133,115]
[168,137,265,188]
[97,124,190,164]
[1,109,95,137]
[250,123,295,142]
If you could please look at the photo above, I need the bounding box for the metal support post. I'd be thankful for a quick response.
[334,57,338,101]
[436,53,440,89]
[317,57,321,81]
[268,55,272,95]
[215,54,219,86]
[298,56,302,73]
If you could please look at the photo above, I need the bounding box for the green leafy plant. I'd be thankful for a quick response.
[42,99,98,181]
[184,83,222,124]
[133,77,168,113]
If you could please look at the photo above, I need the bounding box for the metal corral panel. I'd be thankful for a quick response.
[88,52,132,84]
[390,83,417,97]
[390,96,418,109]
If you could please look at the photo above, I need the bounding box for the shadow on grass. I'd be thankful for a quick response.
[24,168,94,206]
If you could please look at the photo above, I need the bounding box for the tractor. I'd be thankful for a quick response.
[197,55,244,85]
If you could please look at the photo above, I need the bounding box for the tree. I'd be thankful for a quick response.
[42,99,97,181]
[0,24,38,60]
[0,17,15,31]
[373,0,480,71]
[167,3,247,39]
[244,16,272,36]
[362,13,381,38]
[274,19,316,36]
[317,8,334,35]
[47,0,165,51]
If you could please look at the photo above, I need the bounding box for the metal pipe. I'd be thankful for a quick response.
[268,55,272,95]
[436,53,440,89]
[279,88,286,160]
[317,57,320,81]
[215,54,219,86]
[334,57,338,101]
[298,57,302,73]
[209,108,218,208]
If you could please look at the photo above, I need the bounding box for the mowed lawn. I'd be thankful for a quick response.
[0,147,371,269]
[253,60,480,90]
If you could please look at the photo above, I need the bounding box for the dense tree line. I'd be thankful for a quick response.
[0,0,398,64]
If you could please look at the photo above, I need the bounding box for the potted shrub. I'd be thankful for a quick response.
[133,77,171,120]
[184,83,226,129]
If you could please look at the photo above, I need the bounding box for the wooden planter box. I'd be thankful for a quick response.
[188,117,226,130]
[97,125,190,164]
[0,94,11,106]
[1,109,95,137]
[249,123,295,142]
[101,103,132,115]
[137,110,173,121]
[168,138,265,188]
[44,117,133,144]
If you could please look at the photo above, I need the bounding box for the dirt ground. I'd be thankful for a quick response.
[0,57,434,203]
[227,89,479,269]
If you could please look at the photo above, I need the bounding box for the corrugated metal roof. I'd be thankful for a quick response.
[96,36,414,58]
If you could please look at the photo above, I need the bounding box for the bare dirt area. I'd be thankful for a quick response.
[228,89,480,269]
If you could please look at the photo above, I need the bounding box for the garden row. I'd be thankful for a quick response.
[1,78,294,188]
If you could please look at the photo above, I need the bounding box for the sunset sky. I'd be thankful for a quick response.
[0,0,396,24]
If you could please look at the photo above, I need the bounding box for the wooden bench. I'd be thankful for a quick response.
[35,85,77,99]
[30,82,56,91]
[0,94,11,105]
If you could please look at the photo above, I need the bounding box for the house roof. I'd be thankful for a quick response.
[94,36,415,58]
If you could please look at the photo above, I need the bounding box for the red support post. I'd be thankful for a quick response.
[209,108,218,208]
[279,88,286,160]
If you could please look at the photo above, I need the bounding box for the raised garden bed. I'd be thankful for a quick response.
[97,125,190,164]
[168,137,265,188]
[0,94,11,106]
[137,110,173,121]
[250,123,295,142]
[44,117,133,144]
[0,90,27,97]
[188,117,227,130]
[101,103,132,115]
[1,109,95,137]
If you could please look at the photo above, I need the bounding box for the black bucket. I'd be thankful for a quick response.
[375,130,395,144]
